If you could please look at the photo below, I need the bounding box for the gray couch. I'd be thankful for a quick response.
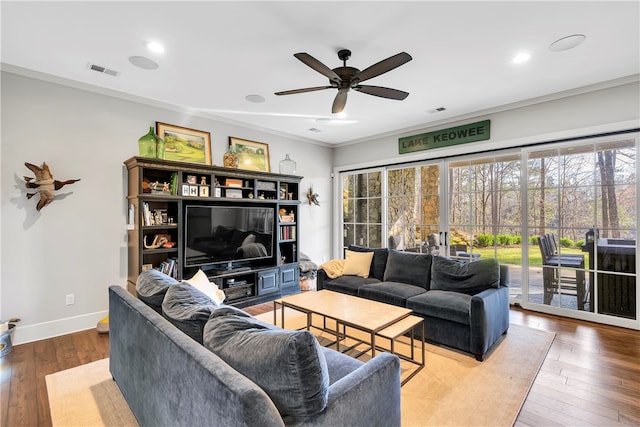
[109,278,401,427]
[318,246,510,361]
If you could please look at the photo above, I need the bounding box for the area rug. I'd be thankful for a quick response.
[258,308,555,427]
[46,314,554,427]
[45,358,138,427]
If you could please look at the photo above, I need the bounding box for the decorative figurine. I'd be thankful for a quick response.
[306,186,319,206]
[24,162,80,211]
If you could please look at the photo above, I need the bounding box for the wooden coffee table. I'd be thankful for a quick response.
[274,290,424,385]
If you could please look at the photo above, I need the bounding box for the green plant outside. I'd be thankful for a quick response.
[473,246,588,267]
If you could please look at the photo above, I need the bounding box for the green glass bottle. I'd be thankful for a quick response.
[138,126,157,158]
[155,133,166,159]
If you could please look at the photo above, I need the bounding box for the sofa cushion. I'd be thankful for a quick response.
[406,290,472,325]
[358,282,426,306]
[383,250,432,289]
[203,314,330,418]
[348,245,389,281]
[161,282,218,343]
[184,269,226,305]
[342,250,374,278]
[135,269,179,313]
[430,257,500,295]
[323,275,380,296]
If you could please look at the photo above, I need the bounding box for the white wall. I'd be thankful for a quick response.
[334,80,640,169]
[1,71,333,344]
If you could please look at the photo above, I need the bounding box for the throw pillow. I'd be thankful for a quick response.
[430,257,500,294]
[203,314,329,418]
[184,269,226,305]
[162,282,219,343]
[348,245,389,280]
[342,249,374,278]
[135,269,179,313]
[383,250,432,289]
[319,259,345,278]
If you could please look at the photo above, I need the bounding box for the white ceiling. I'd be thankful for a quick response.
[2,1,639,146]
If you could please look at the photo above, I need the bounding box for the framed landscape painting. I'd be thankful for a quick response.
[229,137,270,172]
[156,122,212,165]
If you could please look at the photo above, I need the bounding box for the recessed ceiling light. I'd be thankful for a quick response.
[245,94,265,103]
[128,56,159,70]
[146,41,165,54]
[512,52,531,64]
[549,34,586,52]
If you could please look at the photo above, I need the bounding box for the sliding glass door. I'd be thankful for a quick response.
[525,137,637,321]
[447,154,523,297]
[337,133,637,327]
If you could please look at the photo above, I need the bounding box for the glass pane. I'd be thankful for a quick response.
[343,198,354,223]
[355,174,367,198]
[355,224,368,247]
[369,225,382,248]
[403,168,416,197]
[421,195,439,225]
[355,199,367,223]
[368,172,382,197]
[387,196,403,224]
[421,165,439,195]
[388,169,403,196]
[343,175,354,198]
[368,197,381,223]
[343,224,354,247]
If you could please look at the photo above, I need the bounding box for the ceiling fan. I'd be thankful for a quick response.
[275,49,412,114]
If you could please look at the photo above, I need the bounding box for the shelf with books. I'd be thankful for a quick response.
[125,156,302,302]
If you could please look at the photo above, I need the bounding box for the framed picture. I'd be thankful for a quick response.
[229,137,270,172]
[156,122,212,165]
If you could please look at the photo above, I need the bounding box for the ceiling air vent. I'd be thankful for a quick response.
[428,107,446,114]
[87,63,120,77]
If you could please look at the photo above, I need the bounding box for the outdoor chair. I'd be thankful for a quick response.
[538,234,587,310]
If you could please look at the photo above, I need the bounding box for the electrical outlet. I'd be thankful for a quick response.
[66,293,75,305]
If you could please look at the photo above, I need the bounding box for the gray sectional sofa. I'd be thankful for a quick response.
[109,270,401,427]
[318,246,510,361]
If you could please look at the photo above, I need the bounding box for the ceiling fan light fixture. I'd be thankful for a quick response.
[549,34,586,52]
[276,49,412,113]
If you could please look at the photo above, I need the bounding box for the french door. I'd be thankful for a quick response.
[337,133,638,328]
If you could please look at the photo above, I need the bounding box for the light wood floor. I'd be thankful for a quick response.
[1,305,638,427]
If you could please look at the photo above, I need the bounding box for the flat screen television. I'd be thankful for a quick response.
[184,205,275,268]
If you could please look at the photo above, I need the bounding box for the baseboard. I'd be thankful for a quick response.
[12,310,108,345]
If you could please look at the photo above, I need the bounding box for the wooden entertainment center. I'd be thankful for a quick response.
[125,156,302,307]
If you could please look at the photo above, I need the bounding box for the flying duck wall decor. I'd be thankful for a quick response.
[24,162,80,211]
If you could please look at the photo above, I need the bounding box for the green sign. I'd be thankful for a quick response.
[399,120,491,154]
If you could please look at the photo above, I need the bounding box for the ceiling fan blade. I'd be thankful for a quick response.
[352,52,412,84]
[332,90,348,114]
[275,86,334,96]
[294,53,341,83]
[354,85,409,100]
